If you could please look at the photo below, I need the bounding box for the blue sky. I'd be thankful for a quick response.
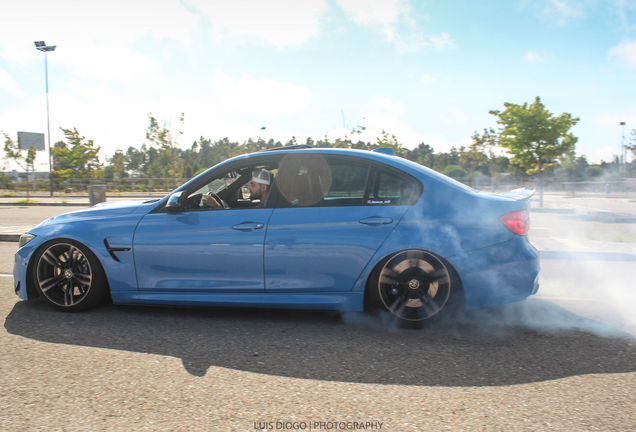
[1,0,635,173]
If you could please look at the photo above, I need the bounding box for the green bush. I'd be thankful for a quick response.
[442,165,468,179]
[585,166,603,178]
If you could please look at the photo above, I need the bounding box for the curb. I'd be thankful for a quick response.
[0,234,20,242]
[0,202,88,207]
[530,208,576,214]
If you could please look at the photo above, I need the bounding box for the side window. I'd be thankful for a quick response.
[276,155,369,207]
[366,169,417,206]
[180,160,280,211]
[323,163,368,204]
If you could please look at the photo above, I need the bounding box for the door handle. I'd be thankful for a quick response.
[232,222,265,231]
[359,217,393,225]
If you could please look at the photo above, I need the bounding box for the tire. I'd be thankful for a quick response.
[369,250,456,324]
[32,239,108,312]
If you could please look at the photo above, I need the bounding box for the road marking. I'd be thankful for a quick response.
[0,274,13,277]
[535,295,597,301]
[551,237,591,249]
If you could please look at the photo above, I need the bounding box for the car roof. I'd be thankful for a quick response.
[191,146,477,195]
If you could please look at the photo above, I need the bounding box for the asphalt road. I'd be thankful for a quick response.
[1,199,636,431]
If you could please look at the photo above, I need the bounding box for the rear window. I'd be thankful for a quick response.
[399,158,478,193]
[366,168,417,205]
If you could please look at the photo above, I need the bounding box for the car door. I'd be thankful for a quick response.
[264,154,419,293]
[133,207,272,292]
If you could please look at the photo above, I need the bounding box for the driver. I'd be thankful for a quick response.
[202,169,271,208]
[247,169,270,206]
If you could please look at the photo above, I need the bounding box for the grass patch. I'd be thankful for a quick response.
[1,192,19,197]
[15,199,39,204]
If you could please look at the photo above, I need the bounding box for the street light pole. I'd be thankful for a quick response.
[34,41,56,197]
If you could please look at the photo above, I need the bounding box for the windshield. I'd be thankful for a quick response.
[193,172,238,195]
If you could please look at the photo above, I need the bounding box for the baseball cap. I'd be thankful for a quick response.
[251,169,270,185]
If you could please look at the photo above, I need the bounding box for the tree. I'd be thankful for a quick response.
[489,96,579,207]
[52,128,102,184]
[470,128,502,175]
[125,146,146,176]
[104,149,127,179]
[3,132,37,199]
[627,129,636,156]
[404,143,435,167]
[146,113,185,189]
[376,130,403,155]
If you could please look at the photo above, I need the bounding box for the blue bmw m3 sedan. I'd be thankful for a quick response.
[13,146,539,325]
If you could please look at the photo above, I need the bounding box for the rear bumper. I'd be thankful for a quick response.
[447,235,540,310]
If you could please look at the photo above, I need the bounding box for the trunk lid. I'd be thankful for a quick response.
[495,188,535,201]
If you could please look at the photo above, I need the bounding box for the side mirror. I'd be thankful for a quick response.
[166,191,184,211]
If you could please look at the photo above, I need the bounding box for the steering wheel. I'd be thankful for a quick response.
[204,191,229,209]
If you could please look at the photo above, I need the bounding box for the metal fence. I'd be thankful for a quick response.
[1,175,635,197]
[454,176,636,195]
[0,178,184,194]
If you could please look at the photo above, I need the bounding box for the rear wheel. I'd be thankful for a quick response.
[370,250,453,323]
[33,240,107,312]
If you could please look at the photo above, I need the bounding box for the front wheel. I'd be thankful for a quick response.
[370,250,454,323]
[32,240,108,312]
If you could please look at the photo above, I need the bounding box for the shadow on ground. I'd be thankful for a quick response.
[5,297,635,386]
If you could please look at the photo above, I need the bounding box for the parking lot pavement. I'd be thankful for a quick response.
[2,276,636,432]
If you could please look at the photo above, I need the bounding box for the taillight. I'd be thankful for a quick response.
[500,210,529,235]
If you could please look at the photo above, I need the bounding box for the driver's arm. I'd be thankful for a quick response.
[202,194,223,208]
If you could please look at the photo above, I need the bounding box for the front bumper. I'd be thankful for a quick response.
[13,236,48,300]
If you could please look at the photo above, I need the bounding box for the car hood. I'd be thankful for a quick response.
[35,199,152,227]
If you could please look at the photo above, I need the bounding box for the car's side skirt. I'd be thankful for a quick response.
[110,291,365,312]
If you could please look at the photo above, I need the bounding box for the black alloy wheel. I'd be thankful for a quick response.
[33,240,107,311]
[373,250,452,322]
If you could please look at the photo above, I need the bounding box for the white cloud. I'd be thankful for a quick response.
[610,41,636,69]
[211,70,312,118]
[337,0,454,53]
[585,113,636,162]
[368,95,405,116]
[584,145,623,164]
[420,74,437,84]
[1,69,314,160]
[337,0,404,26]
[351,110,471,152]
[544,0,585,18]
[519,0,590,25]
[596,113,636,129]
[63,41,163,85]
[302,116,319,128]
[322,95,469,152]
[186,0,327,47]
[524,51,543,62]
[0,0,198,64]
[428,33,455,50]
[0,83,155,161]
[385,30,455,53]
[440,107,468,124]
[0,69,22,96]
